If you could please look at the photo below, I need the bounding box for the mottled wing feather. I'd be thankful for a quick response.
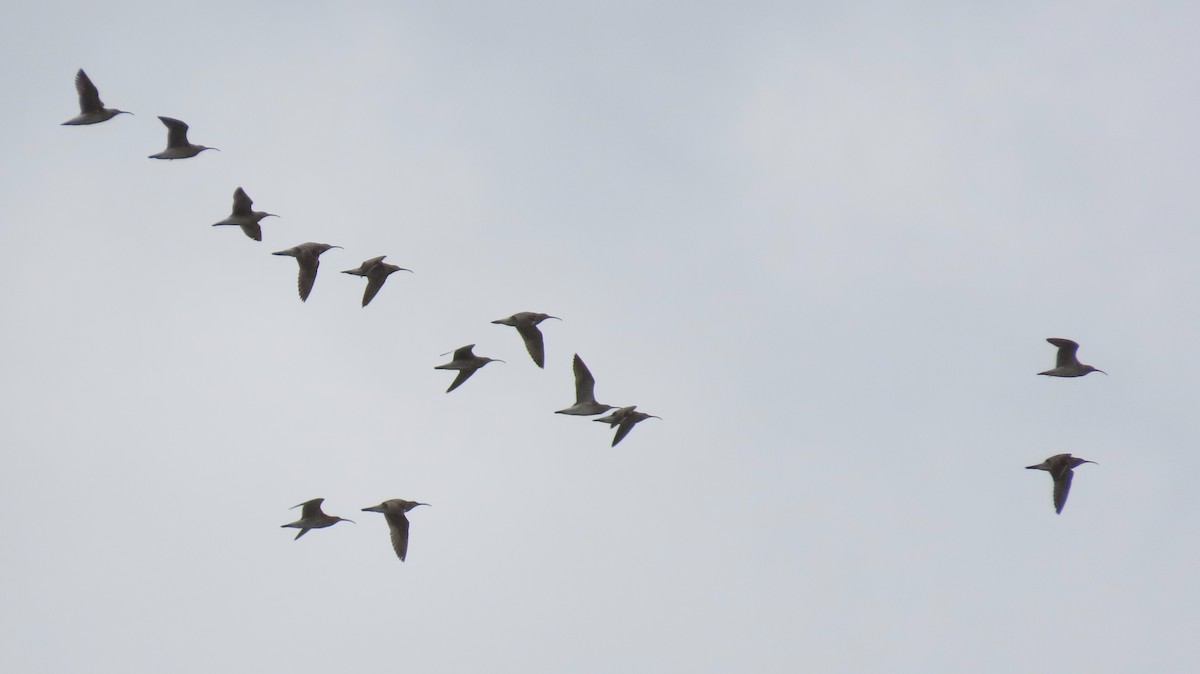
[516,323,546,368]
[385,511,411,561]
[75,69,103,112]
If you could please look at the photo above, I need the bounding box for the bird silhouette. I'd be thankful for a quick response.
[149,116,218,159]
[342,256,412,307]
[1038,338,1106,377]
[556,354,615,415]
[362,499,428,561]
[1026,454,1097,514]
[594,405,661,446]
[212,187,277,242]
[62,69,130,125]
[435,345,503,393]
[272,242,342,301]
[280,498,354,540]
[491,312,560,368]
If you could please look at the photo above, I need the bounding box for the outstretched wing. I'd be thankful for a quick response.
[1052,469,1074,514]
[517,323,546,368]
[385,511,411,561]
[572,354,598,403]
[232,187,253,215]
[446,368,476,393]
[362,273,387,307]
[158,116,190,147]
[297,258,319,301]
[75,69,103,113]
[1047,338,1080,368]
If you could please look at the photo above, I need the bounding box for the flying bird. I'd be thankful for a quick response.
[1038,338,1106,377]
[280,498,354,540]
[1026,454,1097,514]
[342,256,412,307]
[149,116,218,159]
[491,312,560,368]
[434,344,503,393]
[62,69,130,125]
[212,187,277,241]
[272,242,342,301]
[594,405,662,446]
[362,499,429,562]
[556,354,615,415]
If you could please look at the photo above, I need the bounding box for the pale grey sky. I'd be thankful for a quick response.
[2,1,1199,672]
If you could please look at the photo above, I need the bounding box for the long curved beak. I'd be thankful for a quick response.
[264,213,279,219]
[1097,370,1108,375]
[547,316,562,321]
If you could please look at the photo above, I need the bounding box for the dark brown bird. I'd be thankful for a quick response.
[212,187,277,242]
[434,344,503,393]
[62,69,130,125]
[342,255,412,307]
[556,354,615,415]
[280,498,354,540]
[1026,454,1097,514]
[362,499,429,562]
[491,312,560,368]
[1038,338,1106,377]
[148,116,218,159]
[272,242,342,301]
[594,405,662,446]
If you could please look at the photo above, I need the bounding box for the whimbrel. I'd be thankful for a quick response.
[1026,454,1097,514]
[62,69,130,125]
[594,405,661,446]
[435,344,503,393]
[491,312,560,368]
[362,499,428,562]
[212,187,277,242]
[556,354,615,415]
[342,256,412,307]
[272,242,342,301]
[148,116,218,159]
[1039,338,1106,377]
[281,498,354,540]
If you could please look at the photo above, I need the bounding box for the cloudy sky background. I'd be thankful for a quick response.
[2,1,1198,671]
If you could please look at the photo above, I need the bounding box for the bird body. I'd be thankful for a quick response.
[1026,454,1097,514]
[149,116,218,159]
[272,242,342,301]
[594,405,661,446]
[435,344,503,392]
[342,255,412,307]
[213,187,276,241]
[492,312,560,368]
[281,498,354,540]
[62,69,130,125]
[556,354,615,415]
[362,499,428,561]
[1039,338,1106,377]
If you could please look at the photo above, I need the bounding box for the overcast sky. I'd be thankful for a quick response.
[2,1,1199,672]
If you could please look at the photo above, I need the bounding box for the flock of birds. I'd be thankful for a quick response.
[63,68,662,563]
